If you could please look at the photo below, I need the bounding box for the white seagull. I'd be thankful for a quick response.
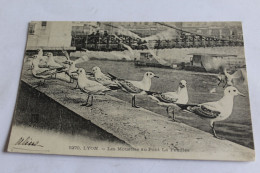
[73,68,117,107]
[223,68,248,86]
[31,55,57,87]
[37,48,44,57]
[64,60,79,83]
[108,72,159,108]
[62,50,93,89]
[147,80,188,121]
[92,66,120,88]
[46,52,64,69]
[176,86,245,139]
[217,67,247,87]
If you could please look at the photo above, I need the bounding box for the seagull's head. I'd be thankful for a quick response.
[77,68,85,75]
[47,52,53,57]
[92,66,101,74]
[32,55,38,59]
[64,60,74,65]
[224,86,245,97]
[179,80,187,88]
[37,48,43,53]
[144,72,159,79]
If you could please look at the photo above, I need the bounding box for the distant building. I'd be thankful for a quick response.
[181,22,243,40]
[27,21,74,50]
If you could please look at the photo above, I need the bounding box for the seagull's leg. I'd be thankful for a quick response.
[166,106,173,118]
[171,108,180,122]
[32,80,44,88]
[85,95,93,107]
[223,81,227,88]
[211,122,224,140]
[223,77,228,88]
[217,79,221,86]
[166,107,170,117]
[81,95,90,106]
[132,95,140,108]
[73,82,79,90]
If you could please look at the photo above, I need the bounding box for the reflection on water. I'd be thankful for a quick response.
[77,60,254,149]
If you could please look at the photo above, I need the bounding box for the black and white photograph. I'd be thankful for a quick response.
[6,21,254,161]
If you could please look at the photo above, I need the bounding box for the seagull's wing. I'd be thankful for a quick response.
[38,64,48,68]
[117,79,143,93]
[96,73,119,87]
[190,102,221,118]
[36,68,55,75]
[33,68,56,79]
[175,102,220,118]
[201,101,222,111]
[231,69,243,79]
[127,80,146,90]
[82,80,110,93]
[48,62,63,69]
[153,92,178,103]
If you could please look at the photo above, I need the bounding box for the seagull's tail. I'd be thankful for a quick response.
[107,85,121,90]
[175,104,198,110]
[145,91,160,96]
[49,66,66,72]
[107,73,119,80]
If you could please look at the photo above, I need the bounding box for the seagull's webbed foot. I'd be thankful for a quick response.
[171,117,180,123]
[85,103,93,107]
[133,105,140,108]
[213,133,225,140]
[212,124,224,140]
[81,103,88,106]
[33,80,46,88]
[81,95,93,107]
[81,103,93,107]
[168,108,180,123]
[73,82,79,90]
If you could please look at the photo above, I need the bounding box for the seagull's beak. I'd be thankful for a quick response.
[238,91,246,97]
[154,75,159,78]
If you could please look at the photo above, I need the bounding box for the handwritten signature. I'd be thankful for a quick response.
[15,137,43,147]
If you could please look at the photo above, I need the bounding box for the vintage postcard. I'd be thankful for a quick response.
[7,21,254,161]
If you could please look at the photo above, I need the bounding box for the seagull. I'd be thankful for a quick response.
[217,73,227,88]
[73,68,117,107]
[37,48,44,57]
[147,80,188,121]
[108,72,159,108]
[31,55,57,87]
[46,52,65,69]
[223,68,248,86]
[63,60,79,83]
[61,49,71,61]
[62,50,93,89]
[176,86,245,139]
[28,48,44,69]
[92,66,120,88]
[217,67,247,87]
